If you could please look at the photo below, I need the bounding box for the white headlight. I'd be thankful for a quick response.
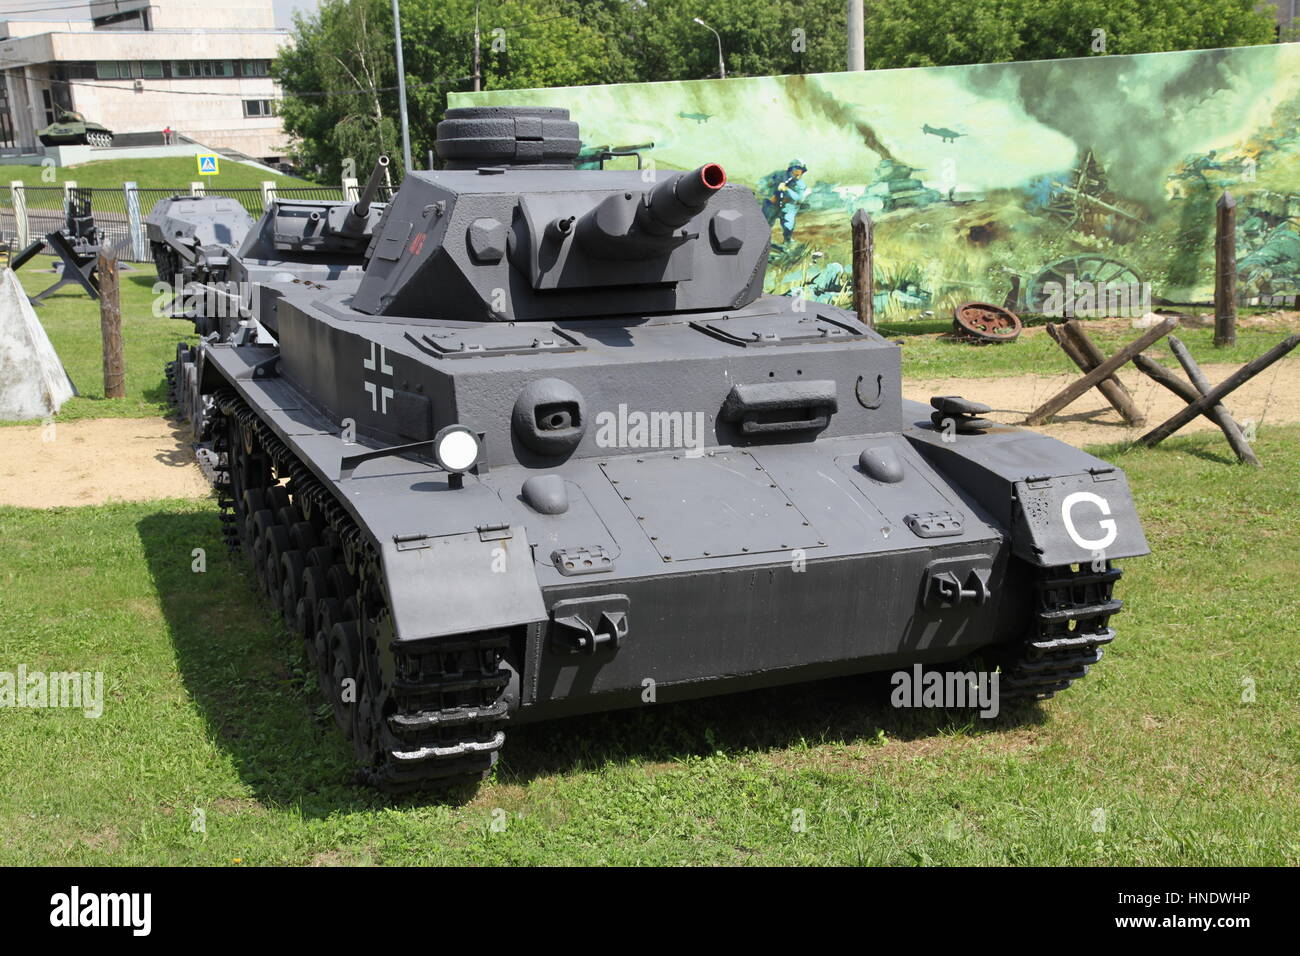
[434,426,479,473]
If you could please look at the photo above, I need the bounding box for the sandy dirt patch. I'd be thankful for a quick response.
[904,359,1300,450]
[0,417,210,508]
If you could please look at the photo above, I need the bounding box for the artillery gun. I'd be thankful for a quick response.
[189,106,1149,792]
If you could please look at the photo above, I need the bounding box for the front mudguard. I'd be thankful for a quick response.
[904,403,1149,568]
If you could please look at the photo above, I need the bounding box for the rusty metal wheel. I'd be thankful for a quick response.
[953,301,1023,343]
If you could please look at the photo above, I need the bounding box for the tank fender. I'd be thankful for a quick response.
[378,524,548,641]
[1009,470,1149,566]
[903,402,1149,567]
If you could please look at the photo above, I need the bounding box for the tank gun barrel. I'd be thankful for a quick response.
[353,155,390,219]
[342,155,390,234]
[576,162,727,256]
[638,163,727,235]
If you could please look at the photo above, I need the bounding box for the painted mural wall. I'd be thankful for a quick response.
[453,43,1300,321]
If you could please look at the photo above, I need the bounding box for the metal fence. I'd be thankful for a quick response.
[0,180,390,263]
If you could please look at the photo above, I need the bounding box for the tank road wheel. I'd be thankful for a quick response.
[953,302,1023,343]
[298,565,330,654]
[289,521,319,553]
[313,597,342,698]
[279,549,306,629]
[264,525,293,614]
[997,561,1123,703]
[330,621,362,738]
[353,672,380,765]
[211,388,513,792]
[250,510,283,599]
[237,489,261,562]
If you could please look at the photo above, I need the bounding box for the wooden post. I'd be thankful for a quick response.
[98,245,125,399]
[1023,316,1177,425]
[1136,334,1300,447]
[851,209,874,329]
[1214,191,1237,348]
[1167,336,1258,466]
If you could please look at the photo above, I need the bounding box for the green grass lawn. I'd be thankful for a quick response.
[2,156,319,190]
[0,426,1295,865]
[1,256,196,424]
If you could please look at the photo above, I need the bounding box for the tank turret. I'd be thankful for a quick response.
[236,155,390,260]
[349,109,770,321]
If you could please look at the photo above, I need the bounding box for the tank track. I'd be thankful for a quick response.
[151,242,178,286]
[999,562,1122,701]
[212,386,509,791]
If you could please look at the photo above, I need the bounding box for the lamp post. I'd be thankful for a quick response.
[391,0,412,172]
[692,17,725,80]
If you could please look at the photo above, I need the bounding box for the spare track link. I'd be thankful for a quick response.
[1000,562,1122,701]
[212,386,509,791]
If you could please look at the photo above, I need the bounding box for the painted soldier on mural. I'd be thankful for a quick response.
[760,159,809,244]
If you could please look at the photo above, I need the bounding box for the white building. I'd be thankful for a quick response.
[0,0,290,161]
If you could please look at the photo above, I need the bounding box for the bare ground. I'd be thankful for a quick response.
[1,353,1298,508]
[0,417,209,508]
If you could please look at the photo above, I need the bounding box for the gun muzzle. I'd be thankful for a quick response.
[575,162,726,258]
[352,154,390,220]
[637,162,727,236]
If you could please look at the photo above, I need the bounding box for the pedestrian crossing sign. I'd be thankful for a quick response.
[197,154,220,175]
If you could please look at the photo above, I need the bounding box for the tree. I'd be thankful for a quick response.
[273,0,400,181]
[861,0,1276,69]
[273,0,1279,181]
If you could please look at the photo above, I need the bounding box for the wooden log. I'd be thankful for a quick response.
[1023,316,1177,425]
[1135,354,1260,466]
[1061,319,1146,426]
[1167,335,1259,466]
[851,208,874,330]
[1134,353,1206,405]
[1136,334,1300,447]
[1214,191,1237,348]
[98,245,125,399]
[1045,322,1142,425]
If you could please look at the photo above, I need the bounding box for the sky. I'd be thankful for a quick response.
[271,0,318,29]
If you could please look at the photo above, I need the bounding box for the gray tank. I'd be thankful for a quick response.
[164,162,390,448]
[190,106,1150,791]
[146,195,256,286]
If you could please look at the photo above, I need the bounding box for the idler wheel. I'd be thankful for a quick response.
[953,301,1023,343]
